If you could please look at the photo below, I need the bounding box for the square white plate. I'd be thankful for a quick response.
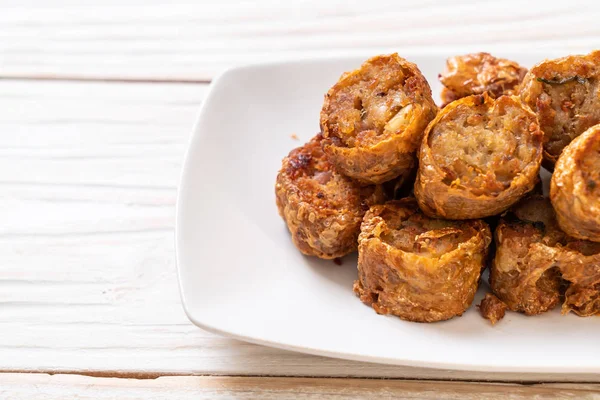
[176,51,600,373]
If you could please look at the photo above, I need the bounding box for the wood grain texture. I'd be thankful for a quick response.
[2,374,600,399]
[1,0,599,81]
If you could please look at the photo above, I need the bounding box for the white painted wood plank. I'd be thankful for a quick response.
[1,80,600,383]
[0,0,598,80]
[0,81,202,188]
[2,374,600,400]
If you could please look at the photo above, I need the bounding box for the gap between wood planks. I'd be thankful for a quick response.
[0,368,599,387]
[3,373,600,400]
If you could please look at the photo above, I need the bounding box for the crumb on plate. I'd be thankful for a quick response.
[479,293,508,325]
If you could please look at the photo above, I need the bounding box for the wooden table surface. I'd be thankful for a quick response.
[2,1,600,398]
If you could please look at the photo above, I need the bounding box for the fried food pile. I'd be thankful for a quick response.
[275,51,600,324]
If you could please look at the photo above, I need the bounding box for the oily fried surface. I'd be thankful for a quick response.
[320,53,437,184]
[559,240,600,316]
[490,220,561,315]
[562,285,600,317]
[519,50,600,168]
[440,52,527,106]
[354,198,491,322]
[490,197,565,315]
[276,134,386,259]
[551,124,600,242]
[490,195,600,316]
[479,293,508,325]
[415,93,543,219]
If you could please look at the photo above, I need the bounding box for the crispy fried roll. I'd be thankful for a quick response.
[354,198,491,322]
[491,195,600,317]
[276,134,386,259]
[551,124,600,242]
[490,196,565,315]
[519,50,600,168]
[439,52,527,106]
[415,93,543,219]
[320,53,437,184]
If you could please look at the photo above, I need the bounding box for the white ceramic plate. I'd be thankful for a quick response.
[176,51,600,373]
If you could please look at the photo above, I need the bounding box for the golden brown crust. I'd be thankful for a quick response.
[275,134,386,259]
[320,53,437,184]
[559,240,600,316]
[550,124,600,242]
[490,195,600,316]
[354,198,491,322]
[478,293,508,325]
[490,196,566,315]
[439,52,527,106]
[415,93,543,219]
[562,285,600,317]
[519,50,600,169]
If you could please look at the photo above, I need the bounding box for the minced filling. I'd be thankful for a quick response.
[323,56,418,148]
[429,98,538,196]
[378,209,474,257]
[538,76,600,160]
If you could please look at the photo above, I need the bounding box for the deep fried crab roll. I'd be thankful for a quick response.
[320,53,437,184]
[519,50,600,168]
[490,196,566,315]
[439,52,527,106]
[415,93,543,219]
[492,195,600,317]
[354,198,491,322]
[275,134,386,259]
[559,240,600,316]
[551,124,600,242]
